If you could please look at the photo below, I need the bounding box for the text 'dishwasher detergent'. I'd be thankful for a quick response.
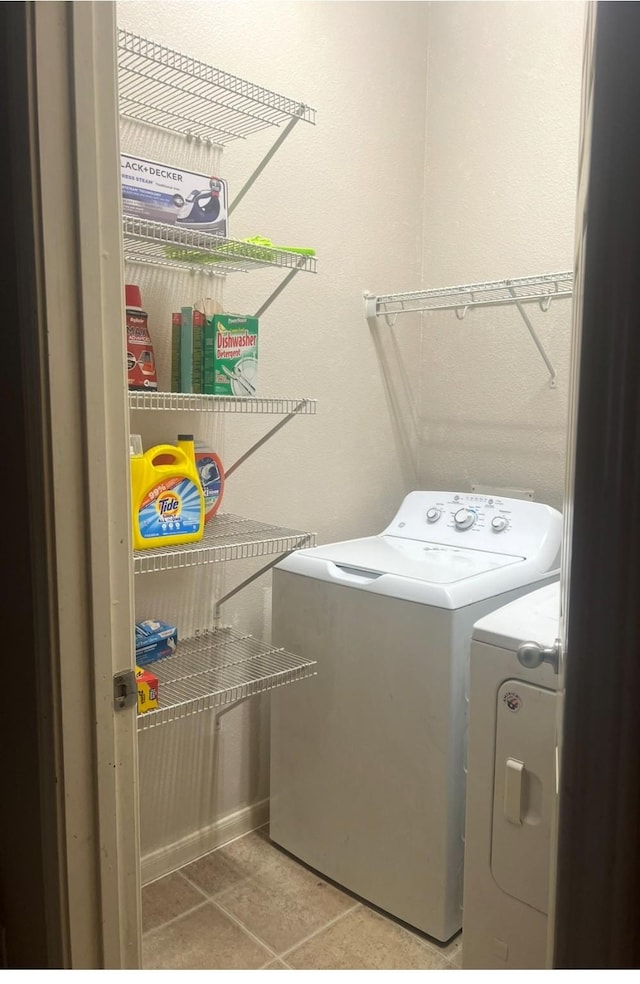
[203,314,259,396]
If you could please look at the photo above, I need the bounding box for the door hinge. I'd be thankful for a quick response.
[113,669,137,710]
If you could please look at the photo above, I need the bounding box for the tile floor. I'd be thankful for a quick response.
[142,826,463,970]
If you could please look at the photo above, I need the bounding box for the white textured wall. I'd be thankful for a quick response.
[118,0,586,868]
[419,1,586,509]
[117,0,429,865]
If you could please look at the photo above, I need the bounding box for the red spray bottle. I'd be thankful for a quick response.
[126,284,158,391]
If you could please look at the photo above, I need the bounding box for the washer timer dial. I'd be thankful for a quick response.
[454,507,476,530]
[426,507,442,523]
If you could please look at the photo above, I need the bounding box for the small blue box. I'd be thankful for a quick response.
[135,619,178,666]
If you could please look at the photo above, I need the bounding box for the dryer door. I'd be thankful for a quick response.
[491,680,557,913]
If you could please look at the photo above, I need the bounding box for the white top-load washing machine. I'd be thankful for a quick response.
[269,491,562,943]
[462,581,561,969]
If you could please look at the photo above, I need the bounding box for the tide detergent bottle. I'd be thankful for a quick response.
[130,434,205,550]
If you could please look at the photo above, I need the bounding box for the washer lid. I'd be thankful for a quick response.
[472,581,560,650]
[294,534,524,584]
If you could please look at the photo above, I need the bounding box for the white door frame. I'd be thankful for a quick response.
[29,1,141,968]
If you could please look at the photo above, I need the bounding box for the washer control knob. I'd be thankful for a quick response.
[491,515,508,532]
[426,507,441,523]
[454,507,476,530]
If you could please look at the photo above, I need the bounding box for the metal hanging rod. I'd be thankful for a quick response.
[363,271,574,388]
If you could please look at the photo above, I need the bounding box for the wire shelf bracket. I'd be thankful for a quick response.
[214,550,297,622]
[228,115,303,215]
[129,394,316,492]
[363,271,574,388]
[223,399,312,479]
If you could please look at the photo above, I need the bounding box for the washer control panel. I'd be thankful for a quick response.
[382,490,561,560]
[454,507,476,530]
[491,515,509,532]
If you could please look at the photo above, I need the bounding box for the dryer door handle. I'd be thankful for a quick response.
[504,757,524,824]
[517,640,560,673]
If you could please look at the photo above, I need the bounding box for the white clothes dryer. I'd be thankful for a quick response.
[462,581,561,968]
[269,491,562,943]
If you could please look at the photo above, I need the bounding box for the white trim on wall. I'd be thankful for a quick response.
[141,800,270,885]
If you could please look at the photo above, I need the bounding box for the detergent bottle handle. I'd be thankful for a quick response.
[147,445,191,470]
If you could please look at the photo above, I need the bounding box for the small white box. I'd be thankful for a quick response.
[120,154,228,236]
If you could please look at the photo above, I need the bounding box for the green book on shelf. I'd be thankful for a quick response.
[203,315,216,395]
[192,309,204,393]
[180,306,193,393]
[171,312,181,392]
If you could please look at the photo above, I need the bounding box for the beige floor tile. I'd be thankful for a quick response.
[141,871,205,933]
[286,905,454,970]
[220,825,280,870]
[214,846,357,954]
[440,933,463,967]
[181,827,275,898]
[263,959,290,969]
[142,901,273,970]
[181,846,248,898]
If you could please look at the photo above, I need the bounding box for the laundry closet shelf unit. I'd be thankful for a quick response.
[117,28,316,144]
[128,392,317,415]
[364,271,574,388]
[136,628,317,731]
[134,513,315,575]
[118,30,318,727]
[122,217,317,277]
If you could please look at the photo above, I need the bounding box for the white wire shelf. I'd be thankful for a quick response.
[364,272,574,322]
[364,271,574,388]
[134,513,316,574]
[123,216,317,276]
[136,628,317,729]
[128,392,317,415]
[117,29,316,144]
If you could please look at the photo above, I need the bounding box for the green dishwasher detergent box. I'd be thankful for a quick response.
[203,314,259,396]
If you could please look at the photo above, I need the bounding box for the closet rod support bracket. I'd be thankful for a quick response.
[229,113,303,215]
[254,256,308,319]
[224,402,308,478]
[214,547,302,620]
[514,298,557,388]
[363,291,378,321]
